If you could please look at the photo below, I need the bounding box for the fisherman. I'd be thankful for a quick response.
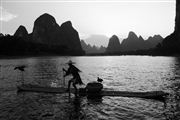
[63,60,83,96]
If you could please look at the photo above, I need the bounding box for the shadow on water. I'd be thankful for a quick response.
[87,97,103,105]
[163,57,180,120]
[67,96,85,120]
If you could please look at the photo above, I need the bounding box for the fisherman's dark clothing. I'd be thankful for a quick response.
[64,64,83,96]
[65,64,83,85]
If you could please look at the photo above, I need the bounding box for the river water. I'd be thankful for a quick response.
[0,56,180,120]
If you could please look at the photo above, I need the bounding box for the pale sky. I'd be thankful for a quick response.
[0,0,176,42]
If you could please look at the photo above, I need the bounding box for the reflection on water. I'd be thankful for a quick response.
[28,58,60,86]
[163,57,180,120]
[0,56,180,119]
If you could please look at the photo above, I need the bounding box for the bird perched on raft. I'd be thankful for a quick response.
[14,65,26,71]
[97,77,103,83]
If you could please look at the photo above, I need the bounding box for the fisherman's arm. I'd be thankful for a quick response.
[63,68,70,77]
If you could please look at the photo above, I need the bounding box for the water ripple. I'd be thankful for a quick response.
[0,56,180,119]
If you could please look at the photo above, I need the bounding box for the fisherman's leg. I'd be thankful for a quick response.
[73,83,78,96]
[72,78,78,96]
[67,79,73,91]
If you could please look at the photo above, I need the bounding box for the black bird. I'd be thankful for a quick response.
[14,65,26,71]
[97,77,103,83]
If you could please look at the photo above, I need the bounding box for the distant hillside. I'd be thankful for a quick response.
[84,34,109,47]
[81,40,106,54]
[146,35,163,48]
[14,25,29,41]
[0,13,85,56]
[121,32,144,51]
[105,32,163,55]
[121,31,163,51]
[106,35,121,53]
[32,13,83,53]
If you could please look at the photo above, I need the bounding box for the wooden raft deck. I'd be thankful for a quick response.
[17,84,74,93]
[17,84,168,100]
[101,90,167,100]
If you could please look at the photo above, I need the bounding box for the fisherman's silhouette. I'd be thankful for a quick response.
[63,60,84,97]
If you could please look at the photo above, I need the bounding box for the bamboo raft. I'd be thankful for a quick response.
[17,84,74,93]
[17,84,168,101]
